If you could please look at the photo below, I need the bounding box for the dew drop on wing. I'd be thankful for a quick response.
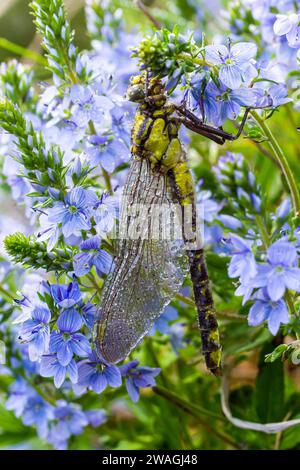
[93,159,188,364]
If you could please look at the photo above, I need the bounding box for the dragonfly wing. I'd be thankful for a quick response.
[93,158,188,363]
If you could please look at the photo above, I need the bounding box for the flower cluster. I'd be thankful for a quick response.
[134,28,291,128]
[0,0,166,449]
[6,377,107,449]
[225,0,300,107]
[211,152,299,336]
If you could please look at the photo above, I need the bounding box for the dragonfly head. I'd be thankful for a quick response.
[126,74,166,106]
[126,74,147,103]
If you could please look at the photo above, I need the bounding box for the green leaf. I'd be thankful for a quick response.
[265,344,287,362]
[255,342,284,423]
[280,414,300,449]
[0,403,26,433]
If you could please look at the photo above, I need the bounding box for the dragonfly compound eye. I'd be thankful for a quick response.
[126,84,145,103]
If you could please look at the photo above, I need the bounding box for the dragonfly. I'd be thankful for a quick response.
[93,73,250,375]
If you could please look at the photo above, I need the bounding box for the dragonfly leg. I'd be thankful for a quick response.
[176,105,252,143]
[230,107,251,140]
[177,117,226,145]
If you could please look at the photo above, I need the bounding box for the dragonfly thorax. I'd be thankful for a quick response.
[129,74,184,175]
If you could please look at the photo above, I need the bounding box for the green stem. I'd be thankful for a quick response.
[86,273,103,294]
[175,293,246,321]
[255,215,270,249]
[153,385,225,421]
[286,291,300,340]
[0,38,47,66]
[146,338,169,388]
[153,386,240,449]
[0,283,15,302]
[178,53,207,67]
[251,110,300,217]
[175,292,194,306]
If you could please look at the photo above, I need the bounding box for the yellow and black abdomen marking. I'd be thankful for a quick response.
[188,249,222,375]
[170,155,222,375]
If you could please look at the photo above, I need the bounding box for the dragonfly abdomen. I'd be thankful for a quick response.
[188,249,222,375]
[170,162,222,375]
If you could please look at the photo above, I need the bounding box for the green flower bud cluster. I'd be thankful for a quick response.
[0,100,67,195]
[132,27,197,83]
[4,232,72,272]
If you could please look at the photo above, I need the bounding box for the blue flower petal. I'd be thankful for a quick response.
[267,272,286,301]
[267,301,289,335]
[32,306,51,323]
[57,309,83,333]
[57,341,73,366]
[73,252,93,277]
[67,360,78,384]
[248,300,269,327]
[54,364,67,388]
[219,64,242,89]
[80,236,101,251]
[229,88,257,106]
[94,250,114,275]
[90,373,107,393]
[284,268,300,292]
[71,334,91,357]
[205,45,228,64]
[119,360,139,376]
[126,377,140,402]
[267,240,297,267]
[230,42,257,63]
[104,365,122,388]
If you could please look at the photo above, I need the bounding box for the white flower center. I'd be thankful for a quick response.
[289,13,299,25]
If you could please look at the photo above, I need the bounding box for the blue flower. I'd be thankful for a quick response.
[248,288,289,335]
[50,281,82,309]
[85,409,107,428]
[253,238,300,301]
[276,198,291,219]
[201,80,257,125]
[169,322,186,353]
[204,223,223,246]
[70,84,114,128]
[218,214,243,230]
[151,305,178,335]
[77,351,122,394]
[47,427,68,450]
[22,395,53,439]
[274,13,300,48]
[40,354,78,388]
[119,360,160,403]
[87,134,129,173]
[94,192,119,236]
[81,302,97,330]
[205,42,258,89]
[267,84,292,107]
[254,83,291,108]
[18,305,51,361]
[52,401,88,440]
[50,309,91,366]
[252,239,300,301]
[73,236,114,277]
[48,187,97,238]
[197,190,221,223]
[111,105,132,144]
[6,378,33,418]
[227,234,257,284]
